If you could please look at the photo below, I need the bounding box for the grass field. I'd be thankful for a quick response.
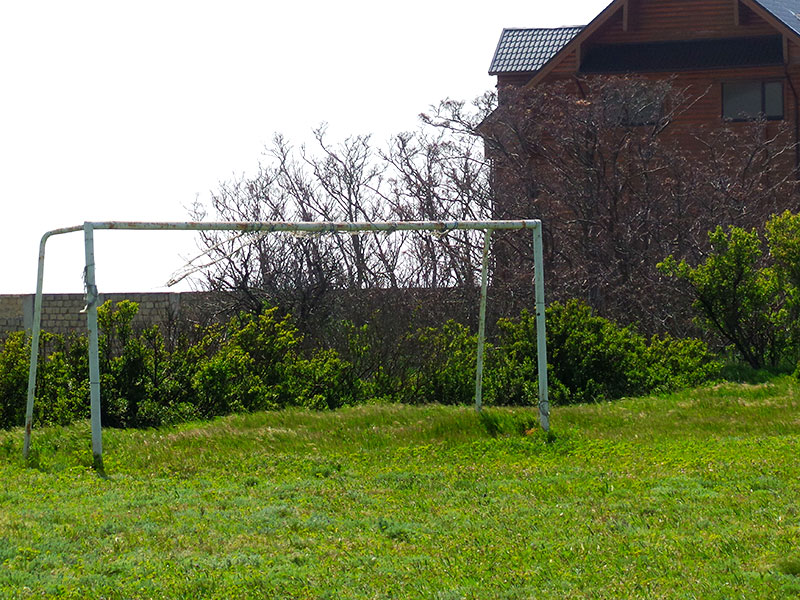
[1,376,799,599]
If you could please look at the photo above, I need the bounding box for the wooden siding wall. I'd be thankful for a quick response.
[497,73,535,102]
[497,73,534,87]
[492,1,800,175]
[590,0,774,44]
[667,65,795,127]
[548,50,580,77]
[536,64,800,165]
[545,0,779,79]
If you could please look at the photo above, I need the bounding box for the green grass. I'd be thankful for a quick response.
[1,377,799,598]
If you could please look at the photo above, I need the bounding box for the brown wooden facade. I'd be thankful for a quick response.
[493,0,800,161]
[485,0,800,330]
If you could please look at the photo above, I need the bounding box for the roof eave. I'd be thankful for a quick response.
[741,0,800,44]
[488,28,513,76]
[523,0,625,89]
[489,68,538,77]
[522,0,800,90]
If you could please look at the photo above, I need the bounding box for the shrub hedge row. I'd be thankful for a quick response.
[0,299,721,430]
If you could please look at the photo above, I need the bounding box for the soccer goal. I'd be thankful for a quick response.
[22,220,549,467]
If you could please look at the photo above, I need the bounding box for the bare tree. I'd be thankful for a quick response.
[186,121,493,336]
[480,76,799,334]
[186,79,796,339]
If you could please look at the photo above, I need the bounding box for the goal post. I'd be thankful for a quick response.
[22,220,550,467]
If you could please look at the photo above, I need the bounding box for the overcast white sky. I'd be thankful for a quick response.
[0,0,609,293]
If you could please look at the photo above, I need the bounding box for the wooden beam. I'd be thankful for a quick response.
[623,0,630,32]
[526,0,629,88]
[733,0,740,26]
[784,35,790,63]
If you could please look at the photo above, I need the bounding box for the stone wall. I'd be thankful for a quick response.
[0,292,227,338]
[0,287,493,341]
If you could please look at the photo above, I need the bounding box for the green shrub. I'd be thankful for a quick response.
[486,312,539,406]
[330,314,416,402]
[641,334,722,392]
[37,333,90,426]
[192,307,308,416]
[88,301,206,427]
[403,321,479,405]
[287,349,363,409]
[493,301,649,405]
[0,296,723,430]
[490,300,719,405]
[331,319,480,405]
[0,332,30,429]
[660,213,800,370]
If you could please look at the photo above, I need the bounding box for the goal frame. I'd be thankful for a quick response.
[22,220,550,467]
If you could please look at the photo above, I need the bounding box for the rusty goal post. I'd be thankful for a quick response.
[22,220,549,468]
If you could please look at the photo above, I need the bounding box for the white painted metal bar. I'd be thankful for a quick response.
[23,226,83,459]
[82,224,103,468]
[533,225,550,432]
[23,219,550,464]
[473,230,492,411]
[80,219,540,233]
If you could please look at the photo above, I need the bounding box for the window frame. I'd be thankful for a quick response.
[721,80,784,122]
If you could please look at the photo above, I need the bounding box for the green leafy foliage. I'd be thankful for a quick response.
[0,332,92,429]
[491,301,720,405]
[0,297,723,430]
[96,301,206,428]
[287,349,362,409]
[0,332,30,429]
[37,333,90,426]
[192,309,299,414]
[192,309,365,413]
[404,321,479,405]
[640,334,723,392]
[766,211,800,358]
[660,212,800,369]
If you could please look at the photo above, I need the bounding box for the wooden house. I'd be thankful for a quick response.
[483,0,800,330]
[489,0,800,140]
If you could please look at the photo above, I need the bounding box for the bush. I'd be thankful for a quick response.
[0,296,723,431]
[641,335,723,392]
[0,331,93,430]
[0,332,30,429]
[404,321,479,405]
[95,300,205,428]
[191,307,366,416]
[490,300,720,405]
[191,308,301,416]
[327,318,481,405]
[660,212,800,370]
[287,349,363,409]
[1,302,367,430]
[37,333,90,426]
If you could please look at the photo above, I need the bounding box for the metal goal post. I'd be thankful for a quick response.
[22,220,550,467]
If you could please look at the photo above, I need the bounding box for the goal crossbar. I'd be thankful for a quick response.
[22,220,550,468]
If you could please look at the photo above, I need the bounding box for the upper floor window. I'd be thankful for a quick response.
[722,81,783,121]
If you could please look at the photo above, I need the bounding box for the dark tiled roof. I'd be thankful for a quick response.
[581,35,785,73]
[753,0,800,37]
[488,27,583,75]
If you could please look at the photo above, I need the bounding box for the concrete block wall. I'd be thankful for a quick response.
[0,295,28,334]
[0,292,226,338]
[0,288,484,341]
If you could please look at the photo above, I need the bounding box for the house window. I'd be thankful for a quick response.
[722,81,784,120]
